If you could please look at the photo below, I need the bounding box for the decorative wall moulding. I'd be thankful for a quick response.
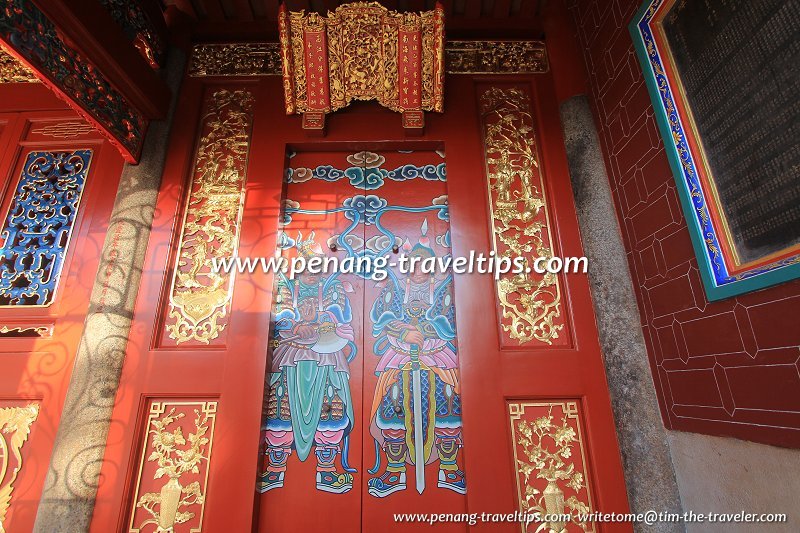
[164,88,254,346]
[128,400,217,533]
[508,401,595,532]
[0,324,53,338]
[0,403,39,532]
[190,40,548,78]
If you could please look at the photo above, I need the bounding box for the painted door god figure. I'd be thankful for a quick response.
[368,220,465,497]
[260,232,357,494]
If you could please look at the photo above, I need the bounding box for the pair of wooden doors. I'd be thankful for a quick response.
[256,147,466,532]
[92,73,630,532]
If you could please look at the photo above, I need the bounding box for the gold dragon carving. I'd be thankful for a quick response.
[280,1,444,114]
[165,89,254,345]
[129,401,217,533]
[480,86,564,346]
[509,402,594,533]
[0,403,39,533]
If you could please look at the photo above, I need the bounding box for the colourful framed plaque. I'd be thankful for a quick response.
[629,0,800,300]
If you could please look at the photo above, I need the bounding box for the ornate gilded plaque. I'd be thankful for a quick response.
[508,401,594,532]
[279,1,444,115]
[164,88,254,345]
[479,86,565,346]
[0,403,39,531]
[0,150,92,306]
[128,400,217,533]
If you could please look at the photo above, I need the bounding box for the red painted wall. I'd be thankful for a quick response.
[569,0,800,447]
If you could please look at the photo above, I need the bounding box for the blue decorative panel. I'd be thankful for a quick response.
[0,150,92,306]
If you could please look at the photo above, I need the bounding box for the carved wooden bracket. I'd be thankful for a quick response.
[0,0,171,163]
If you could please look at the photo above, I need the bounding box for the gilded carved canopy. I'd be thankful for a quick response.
[278,1,445,117]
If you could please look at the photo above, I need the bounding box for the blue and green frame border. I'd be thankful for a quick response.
[629,0,800,301]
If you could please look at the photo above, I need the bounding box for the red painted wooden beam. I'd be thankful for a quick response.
[31,0,171,120]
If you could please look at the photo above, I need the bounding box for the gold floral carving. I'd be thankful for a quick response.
[188,43,282,77]
[280,2,444,114]
[129,401,217,533]
[509,402,594,533]
[165,89,254,345]
[0,403,39,532]
[0,49,37,83]
[446,41,548,74]
[480,86,564,345]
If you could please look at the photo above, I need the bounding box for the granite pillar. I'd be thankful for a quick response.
[33,48,186,533]
[560,94,685,532]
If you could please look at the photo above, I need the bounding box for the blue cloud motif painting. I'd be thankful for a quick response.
[343,195,388,225]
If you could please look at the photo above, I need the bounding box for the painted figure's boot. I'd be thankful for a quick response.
[436,436,466,494]
[315,444,353,494]
[259,445,290,493]
[368,438,408,497]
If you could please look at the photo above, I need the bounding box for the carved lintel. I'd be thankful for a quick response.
[188,42,282,77]
[188,39,549,79]
[446,40,548,74]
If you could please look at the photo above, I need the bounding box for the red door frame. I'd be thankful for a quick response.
[93,70,629,531]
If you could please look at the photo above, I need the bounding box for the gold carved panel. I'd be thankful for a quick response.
[129,400,218,533]
[0,403,39,531]
[188,43,282,77]
[508,401,594,533]
[446,41,548,74]
[164,88,254,345]
[479,86,566,346]
[0,49,37,83]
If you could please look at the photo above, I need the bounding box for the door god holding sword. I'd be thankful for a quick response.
[367,222,466,497]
